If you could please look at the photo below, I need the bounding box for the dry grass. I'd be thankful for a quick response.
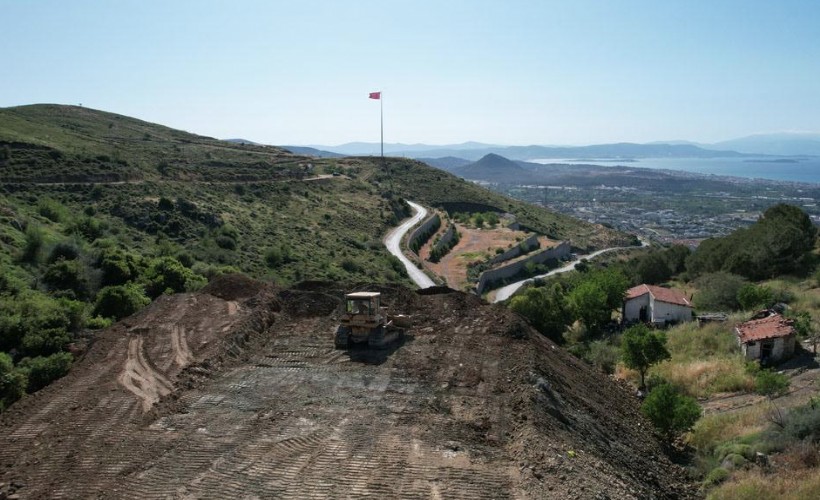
[688,406,769,454]
[654,357,755,398]
[707,467,820,500]
[645,319,755,397]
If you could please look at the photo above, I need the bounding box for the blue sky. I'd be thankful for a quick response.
[2,1,819,146]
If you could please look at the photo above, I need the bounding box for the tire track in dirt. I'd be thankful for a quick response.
[171,325,194,367]
[119,335,174,412]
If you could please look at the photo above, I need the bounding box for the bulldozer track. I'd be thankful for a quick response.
[119,335,174,411]
[171,325,194,367]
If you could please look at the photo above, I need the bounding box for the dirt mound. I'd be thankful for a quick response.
[0,283,695,498]
[290,280,338,292]
[415,285,459,295]
[201,272,269,301]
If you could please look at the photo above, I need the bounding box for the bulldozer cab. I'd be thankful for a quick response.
[345,292,380,317]
[336,291,404,349]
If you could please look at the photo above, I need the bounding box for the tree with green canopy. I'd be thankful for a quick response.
[621,323,670,388]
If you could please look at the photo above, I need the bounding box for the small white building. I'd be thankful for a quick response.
[735,311,796,364]
[623,284,693,325]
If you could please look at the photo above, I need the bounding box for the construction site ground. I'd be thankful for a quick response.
[0,275,694,499]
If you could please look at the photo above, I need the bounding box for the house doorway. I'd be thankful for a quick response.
[639,306,648,322]
[761,340,774,363]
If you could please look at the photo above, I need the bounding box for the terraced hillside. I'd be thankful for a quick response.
[0,275,693,498]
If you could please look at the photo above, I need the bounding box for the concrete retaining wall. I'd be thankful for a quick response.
[487,234,539,266]
[476,241,571,294]
[432,224,456,254]
[408,213,441,255]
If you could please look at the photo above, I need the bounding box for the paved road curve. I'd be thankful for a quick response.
[384,201,435,289]
[493,241,648,303]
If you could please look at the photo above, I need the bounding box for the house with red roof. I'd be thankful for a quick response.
[623,284,693,326]
[735,310,796,363]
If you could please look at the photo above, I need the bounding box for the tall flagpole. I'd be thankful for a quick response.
[380,92,384,160]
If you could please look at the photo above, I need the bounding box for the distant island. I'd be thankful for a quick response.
[743,158,800,164]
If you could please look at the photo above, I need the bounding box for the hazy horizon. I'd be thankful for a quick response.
[2,1,819,146]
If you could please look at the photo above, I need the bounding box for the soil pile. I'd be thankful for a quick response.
[0,279,694,498]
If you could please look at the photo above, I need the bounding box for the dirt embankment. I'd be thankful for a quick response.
[0,276,694,499]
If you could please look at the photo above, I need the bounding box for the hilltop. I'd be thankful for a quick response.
[452,153,533,182]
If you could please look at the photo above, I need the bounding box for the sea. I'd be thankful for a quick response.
[529,157,820,185]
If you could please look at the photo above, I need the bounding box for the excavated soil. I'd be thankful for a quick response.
[0,275,694,499]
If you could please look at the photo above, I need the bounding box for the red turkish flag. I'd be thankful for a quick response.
[369,92,381,99]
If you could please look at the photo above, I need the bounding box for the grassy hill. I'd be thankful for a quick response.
[0,103,628,409]
[0,104,628,266]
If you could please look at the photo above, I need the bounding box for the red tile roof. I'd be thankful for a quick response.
[625,284,692,307]
[736,313,795,343]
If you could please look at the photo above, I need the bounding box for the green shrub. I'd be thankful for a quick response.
[782,404,820,442]
[98,248,143,286]
[215,234,237,250]
[93,284,150,320]
[641,383,701,440]
[585,339,620,374]
[18,352,73,392]
[21,327,71,357]
[47,241,81,264]
[0,266,26,296]
[0,351,27,410]
[42,259,88,298]
[755,370,790,397]
[340,258,361,273]
[737,284,774,311]
[175,252,194,268]
[509,284,572,343]
[693,272,746,311]
[703,467,729,487]
[0,292,84,356]
[144,257,206,297]
[69,216,104,241]
[190,262,240,281]
[714,442,755,463]
[20,223,44,263]
[37,197,67,222]
[86,315,113,330]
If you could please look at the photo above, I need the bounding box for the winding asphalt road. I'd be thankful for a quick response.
[384,201,435,289]
[492,240,648,303]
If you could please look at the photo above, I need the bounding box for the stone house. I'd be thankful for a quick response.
[735,310,796,364]
[623,284,693,325]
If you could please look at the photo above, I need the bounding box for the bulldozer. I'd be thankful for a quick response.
[335,291,410,349]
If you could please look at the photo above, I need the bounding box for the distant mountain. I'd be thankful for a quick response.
[307,141,499,156]
[281,145,344,158]
[646,140,701,146]
[452,153,534,182]
[417,156,472,172]
[711,133,820,156]
[311,142,749,161]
